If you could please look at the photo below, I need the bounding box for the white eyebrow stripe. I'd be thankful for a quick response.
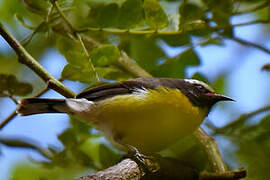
[184,79,214,92]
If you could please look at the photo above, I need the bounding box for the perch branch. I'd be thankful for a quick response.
[195,128,227,172]
[77,158,246,180]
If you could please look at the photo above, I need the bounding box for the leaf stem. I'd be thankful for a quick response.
[77,34,99,82]
[51,0,99,82]
[77,27,183,35]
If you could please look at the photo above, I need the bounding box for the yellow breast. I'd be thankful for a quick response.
[88,87,208,153]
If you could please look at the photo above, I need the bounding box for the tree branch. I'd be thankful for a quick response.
[0,111,17,130]
[194,128,227,173]
[229,36,270,55]
[0,23,75,98]
[77,158,246,180]
[200,168,247,180]
[232,20,270,27]
[0,135,52,159]
[214,105,270,135]
[77,27,184,36]
[233,1,270,15]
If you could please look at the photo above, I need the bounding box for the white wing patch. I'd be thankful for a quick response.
[65,98,94,113]
[132,87,149,98]
[184,79,214,92]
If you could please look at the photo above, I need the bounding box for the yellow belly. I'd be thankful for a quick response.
[87,87,208,153]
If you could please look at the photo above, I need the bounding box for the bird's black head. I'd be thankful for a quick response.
[180,79,234,108]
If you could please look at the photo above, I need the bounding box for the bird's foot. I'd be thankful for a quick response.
[124,144,159,174]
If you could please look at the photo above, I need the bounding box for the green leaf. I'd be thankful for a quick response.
[79,137,103,168]
[212,76,225,94]
[23,0,50,15]
[56,36,82,56]
[88,3,120,28]
[61,64,95,83]
[203,0,233,36]
[0,74,33,96]
[143,0,169,29]
[153,49,200,78]
[118,0,144,28]
[15,14,35,30]
[96,67,132,81]
[191,73,209,84]
[90,45,120,66]
[64,51,88,67]
[129,37,166,72]
[57,36,98,83]
[160,33,190,47]
[179,2,205,30]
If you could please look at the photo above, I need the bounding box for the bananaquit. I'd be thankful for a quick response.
[17,77,233,154]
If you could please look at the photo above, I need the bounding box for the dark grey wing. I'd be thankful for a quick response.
[76,77,185,101]
[76,78,158,101]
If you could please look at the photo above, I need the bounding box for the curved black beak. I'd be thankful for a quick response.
[205,93,235,102]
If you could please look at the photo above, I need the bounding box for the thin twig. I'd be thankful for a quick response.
[51,0,74,35]
[0,136,52,159]
[229,36,270,55]
[0,111,17,130]
[232,20,270,27]
[51,0,99,82]
[77,27,183,36]
[214,105,270,135]
[233,1,270,15]
[0,86,50,130]
[0,23,75,98]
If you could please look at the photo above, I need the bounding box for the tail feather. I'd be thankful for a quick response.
[17,98,66,116]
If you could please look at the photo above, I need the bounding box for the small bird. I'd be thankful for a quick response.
[17,77,233,154]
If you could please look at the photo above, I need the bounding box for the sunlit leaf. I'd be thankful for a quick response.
[90,44,120,66]
[212,76,225,94]
[143,0,169,29]
[191,73,209,84]
[61,64,95,83]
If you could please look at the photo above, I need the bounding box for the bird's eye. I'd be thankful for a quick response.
[196,84,204,90]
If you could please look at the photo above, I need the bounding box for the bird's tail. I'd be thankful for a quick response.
[17,98,67,116]
[17,98,94,116]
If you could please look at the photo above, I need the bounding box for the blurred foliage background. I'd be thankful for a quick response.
[0,0,270,179]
